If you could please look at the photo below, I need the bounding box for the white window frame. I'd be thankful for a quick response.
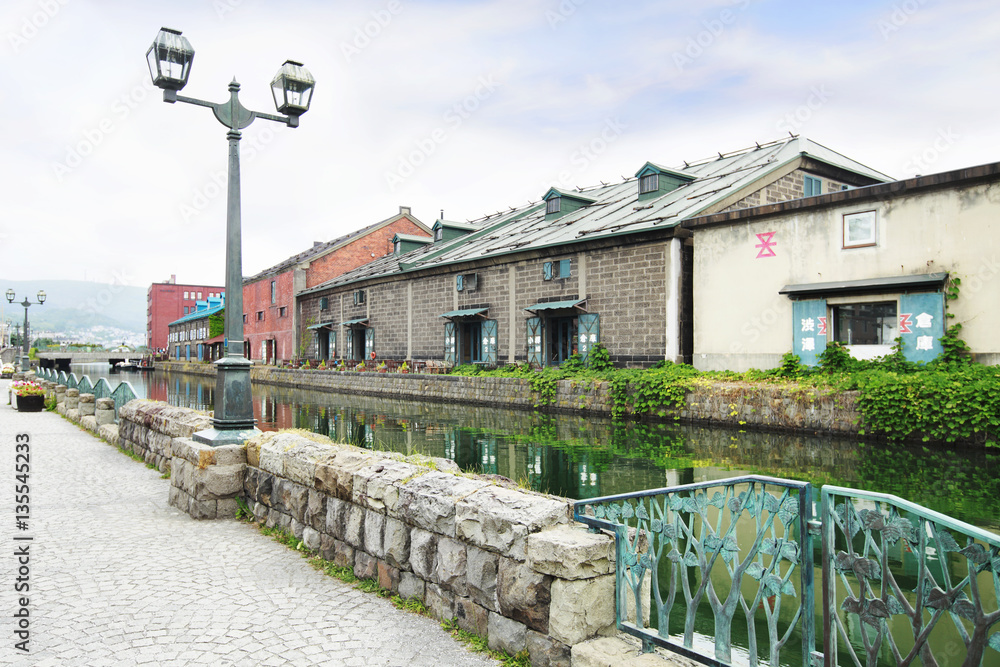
[639,173,658,194]
[843,209,877,248]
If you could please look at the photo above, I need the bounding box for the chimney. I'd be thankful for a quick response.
[169,274,176,284]
[399,205,411,216]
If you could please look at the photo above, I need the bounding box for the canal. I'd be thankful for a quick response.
[74,364,1000,533]
[71,364,999,666]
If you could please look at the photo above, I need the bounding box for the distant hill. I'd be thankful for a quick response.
[0,279,146,334]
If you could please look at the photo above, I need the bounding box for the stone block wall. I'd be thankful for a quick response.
[243,429,619,665]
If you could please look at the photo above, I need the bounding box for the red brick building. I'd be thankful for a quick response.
[242,207,429,364]
[146,275,225,352]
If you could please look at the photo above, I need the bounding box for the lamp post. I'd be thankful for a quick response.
[6,289,46,374]
[146,27,315,446]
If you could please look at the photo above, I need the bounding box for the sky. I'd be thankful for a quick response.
[1,0,998,292]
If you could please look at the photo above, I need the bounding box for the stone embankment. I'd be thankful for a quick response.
[32,375,698,665]
[157,360,862,436]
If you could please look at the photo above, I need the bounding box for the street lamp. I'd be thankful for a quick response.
[6,289,45,374]
[146,27,315,446]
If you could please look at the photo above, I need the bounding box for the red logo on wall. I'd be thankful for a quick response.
[899,313,912,334]
[818,316,827,336]
[755,232,777,258]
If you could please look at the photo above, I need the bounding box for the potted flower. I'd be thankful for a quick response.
[355,361,366,372]
[1,363,14,379]
[376,361,387,373]
[399,361,409,374]
[12,380,46,412]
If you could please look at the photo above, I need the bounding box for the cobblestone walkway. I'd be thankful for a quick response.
[0,382,498,666]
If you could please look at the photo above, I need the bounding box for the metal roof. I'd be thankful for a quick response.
[168,303,224,327]
[340,318,370,326]
[440,307,489,319]
[524,299,587,313]
[779,273,949,299]
[307,321,337,330]
[299,137,891,294]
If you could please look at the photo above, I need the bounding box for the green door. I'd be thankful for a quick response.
[483,319,498,366]
[444,322,456,364]
[578,313,600,364]
[526,317,542,367]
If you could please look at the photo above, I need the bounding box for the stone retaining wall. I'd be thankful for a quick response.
[241,428,621,665]
[155,361,863,436]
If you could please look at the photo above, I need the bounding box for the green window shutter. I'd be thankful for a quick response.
[330,331,337,359]
[365,328,374,358]
[483,319,498,366]
[543,262,552,281]
[559,259,571,278]
[444,322,456,364]
[577,313,599,364]
[526,317,542,367]
[792,299,827,367]
[456,275,464,291]
[345,329,354,360]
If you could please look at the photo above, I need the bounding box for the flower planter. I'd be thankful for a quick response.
[16,394,45,412]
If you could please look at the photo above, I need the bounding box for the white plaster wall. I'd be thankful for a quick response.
[693,180,1000,370]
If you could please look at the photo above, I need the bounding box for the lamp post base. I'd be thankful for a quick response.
[192,353,259,447]
[20,355,30,373]
[192,426,261,447]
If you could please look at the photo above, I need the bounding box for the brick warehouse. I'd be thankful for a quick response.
[296,137,888,368]
[242,206,430,365]
[147,275,224,352]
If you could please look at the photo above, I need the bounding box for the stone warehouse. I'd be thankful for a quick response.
[297,137,887,368]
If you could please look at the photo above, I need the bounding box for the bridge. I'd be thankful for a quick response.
[35,351,148,371]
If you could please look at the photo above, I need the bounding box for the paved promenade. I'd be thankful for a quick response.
[0,381,498,666]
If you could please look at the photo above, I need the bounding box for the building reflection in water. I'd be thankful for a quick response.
[79,367,1000,527]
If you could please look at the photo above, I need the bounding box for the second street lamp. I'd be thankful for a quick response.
[6,289,45,374]
[147,27,315,446]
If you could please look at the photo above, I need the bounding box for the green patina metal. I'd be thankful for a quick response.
[575,475,815,667]
[110,381,137,424]
[821,486,1000,667]
[67,373,78,390]
[77,375,93,395]
[92,378,113,400]
[575,477,1000,667]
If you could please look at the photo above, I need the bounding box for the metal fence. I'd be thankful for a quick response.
[42,368,137,424]
[575,476,1000,667]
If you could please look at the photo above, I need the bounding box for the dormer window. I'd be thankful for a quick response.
[542,188,594,220]
[639,173,658,195]
[394,239,402,254]
[634,162,696,201]
[435,227,443,241]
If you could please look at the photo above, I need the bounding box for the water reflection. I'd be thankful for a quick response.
[71,365,1000,530]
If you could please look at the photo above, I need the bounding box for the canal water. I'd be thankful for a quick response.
[74,364,1000,532]
[74,364,998,667]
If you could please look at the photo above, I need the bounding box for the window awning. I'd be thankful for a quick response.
[779,272,948,300]
[440,307,488,319]
[307,321,336,330]
[524,299,587,313]
[204,335,225,345]
[340,318,370,327]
